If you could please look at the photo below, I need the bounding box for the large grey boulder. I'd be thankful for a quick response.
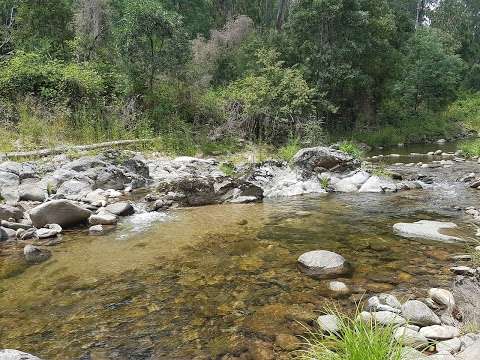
[292,146,359,173]
[436,337,461,354]
[401,300,441,326]
[0,349,42,360]
[29,200,91,228]
[0,205,23,221]
[456,340,480,360]
[393,220,462,242]
[297,250,351,279]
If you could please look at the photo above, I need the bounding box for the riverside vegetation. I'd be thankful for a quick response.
[1,0,480,154]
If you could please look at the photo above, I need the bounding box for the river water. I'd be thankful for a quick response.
[0,142,479,359]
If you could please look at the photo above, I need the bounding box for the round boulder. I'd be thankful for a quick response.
[297,250,351,279]
[105,202,134,216]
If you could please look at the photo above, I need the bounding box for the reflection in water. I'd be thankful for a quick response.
[0,186,478,359]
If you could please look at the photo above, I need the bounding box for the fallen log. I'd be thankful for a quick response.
[2,138,155,160]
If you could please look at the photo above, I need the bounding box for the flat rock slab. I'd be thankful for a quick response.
[393,220,462,242]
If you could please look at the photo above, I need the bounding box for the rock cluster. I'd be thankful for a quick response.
[318,289,480,359]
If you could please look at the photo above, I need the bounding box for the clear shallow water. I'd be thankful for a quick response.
[1,143,480,359]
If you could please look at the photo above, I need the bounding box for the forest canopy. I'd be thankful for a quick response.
[0,0,479,152]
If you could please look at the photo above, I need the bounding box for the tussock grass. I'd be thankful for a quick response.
[297,308,403,360]
[277,138,301,163]
[459,139,480,157]
[339,141,364,159]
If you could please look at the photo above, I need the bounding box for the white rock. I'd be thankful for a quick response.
[393,220,462,242]
[334,171,370,192]
[297,250,351,278]
[328,281,349,294]
[0,349,42,360]
[428,351,456,359]
[394,326,429,347]
[428,288,455,309]
[358,176,396,193]
[419,325,459,340]
[436,337,461,354]
[317,314,341,333]
[359,311,406,326]
[89,212,118,226]
[456,339,480,360]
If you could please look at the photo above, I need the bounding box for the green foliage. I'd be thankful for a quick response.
[319,176,331,191]
[0,52,105,102]
[225,48,316,141]
[14,0,73,56]
[339,141,363,159]
[219,162,236,177]
[459,139,480,157]
[299,309,403,360]
[115,0,190,92]
[277,137,301,163]
[447,92,480,131]
[393,28,464,113]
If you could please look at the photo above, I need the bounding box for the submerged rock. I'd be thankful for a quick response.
[297,250,351,279]
[0,226,16,241]
[89,224,105,236]
[393,220,462,242]
[0,349,42,360]
[23,245,51,264]
[29,200,91,228]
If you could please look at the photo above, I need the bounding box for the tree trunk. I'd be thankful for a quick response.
[276,0,289,30]
[416,0,425,28]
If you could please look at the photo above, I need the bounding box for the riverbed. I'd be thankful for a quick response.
[1,143,479,359]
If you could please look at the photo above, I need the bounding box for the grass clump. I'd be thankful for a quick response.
[299,310,403,360]
[320,176,331,191]
[219,162,236,177]
[459,139,480,157]
[278,138,301,163]
[339,141,363,159]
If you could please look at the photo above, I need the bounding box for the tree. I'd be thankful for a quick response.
[394,28,464,112]
[115,0,189,93]
[284,0,399,130]
[14,0,73,56]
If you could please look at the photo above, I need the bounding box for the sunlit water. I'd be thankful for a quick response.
[1,144,479,359]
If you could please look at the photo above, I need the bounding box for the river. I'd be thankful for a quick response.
[0,142,478,359]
